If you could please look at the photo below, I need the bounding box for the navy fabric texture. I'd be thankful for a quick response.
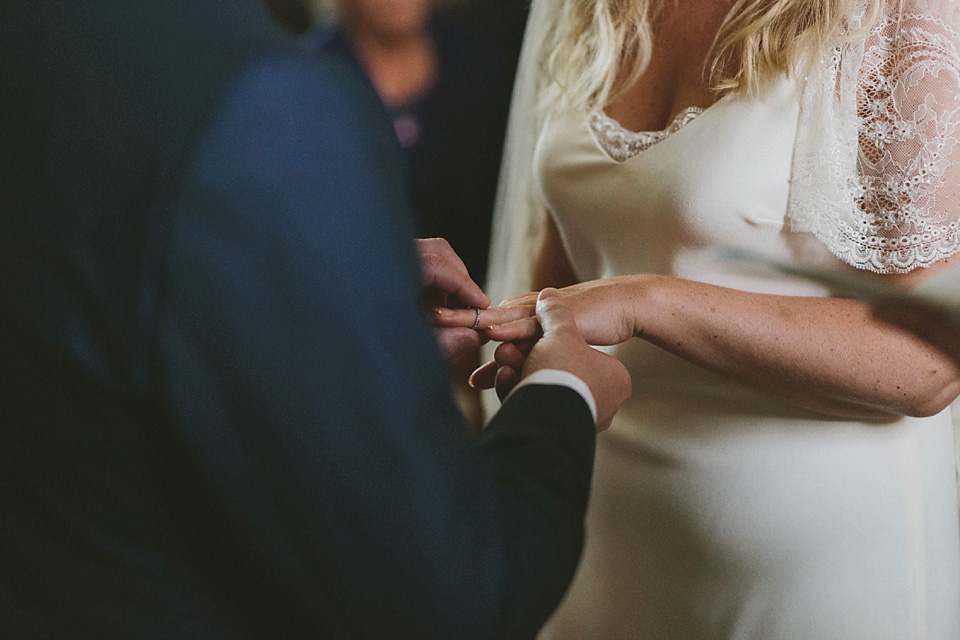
[0,1,594,637]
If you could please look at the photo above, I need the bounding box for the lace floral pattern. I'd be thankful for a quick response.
[588,107,704,162]
[789,0,960,273]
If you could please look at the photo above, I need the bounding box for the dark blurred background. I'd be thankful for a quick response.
[262,0,528,427]
[264,0,528,69]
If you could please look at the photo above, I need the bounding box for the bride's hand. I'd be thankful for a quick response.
[436,276,650,346]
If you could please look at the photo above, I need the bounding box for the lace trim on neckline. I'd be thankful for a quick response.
[588,107,705,162]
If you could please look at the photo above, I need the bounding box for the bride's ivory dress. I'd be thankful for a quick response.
[534,77,960,640]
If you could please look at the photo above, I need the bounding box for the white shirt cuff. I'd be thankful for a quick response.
[507,369,598,425]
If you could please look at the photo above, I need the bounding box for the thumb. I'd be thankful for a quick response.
[536,288,578,338]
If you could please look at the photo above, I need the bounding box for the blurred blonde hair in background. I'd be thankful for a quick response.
[543,0,894,110]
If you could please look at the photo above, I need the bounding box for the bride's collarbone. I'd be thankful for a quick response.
[604,1,728,132]
[603,73,717,134]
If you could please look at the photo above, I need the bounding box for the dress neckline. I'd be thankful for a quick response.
[588,106,707,163]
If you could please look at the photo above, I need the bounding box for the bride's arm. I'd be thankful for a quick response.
[459,209,960,419]
[630,269,960,419]
[532,213,579,290]
[474,264,960,420]
[469,2,960,421]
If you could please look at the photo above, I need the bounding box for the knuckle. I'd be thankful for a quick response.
[423,252,442,270]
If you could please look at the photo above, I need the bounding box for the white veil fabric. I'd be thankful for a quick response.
[484,0,960,506]
[480,0,556,418]
[484,0,556,309]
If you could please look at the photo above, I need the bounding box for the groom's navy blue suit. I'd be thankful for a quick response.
[0,1,595,638]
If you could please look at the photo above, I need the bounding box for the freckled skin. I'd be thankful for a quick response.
[451,263,960,418]
[445,2,960,418]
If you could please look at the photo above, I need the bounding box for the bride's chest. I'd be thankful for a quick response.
[533,78,802,271]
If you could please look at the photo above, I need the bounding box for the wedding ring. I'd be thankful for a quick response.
[471,307,481,330]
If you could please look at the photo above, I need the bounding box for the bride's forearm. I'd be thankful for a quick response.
[632,275,960,419]
[452,269,960,419]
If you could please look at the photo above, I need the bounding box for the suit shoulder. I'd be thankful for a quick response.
[168,49,408,242]
[225,52,383,123]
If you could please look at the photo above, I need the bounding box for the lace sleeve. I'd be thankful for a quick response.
[789,0,960,273]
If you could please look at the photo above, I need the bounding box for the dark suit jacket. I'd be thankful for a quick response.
[0,1,595,638]
[310,16,512,285]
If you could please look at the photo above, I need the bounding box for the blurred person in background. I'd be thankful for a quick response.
[264,0,314,34]
[307,0,515,427]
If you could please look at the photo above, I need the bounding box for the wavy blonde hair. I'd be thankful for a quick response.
[544,0,890,109]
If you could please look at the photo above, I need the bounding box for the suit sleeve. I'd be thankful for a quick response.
[155,55,595,639]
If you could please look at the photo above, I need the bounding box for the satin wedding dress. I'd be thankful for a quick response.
[529,74,960,640]
[485,1,960,637]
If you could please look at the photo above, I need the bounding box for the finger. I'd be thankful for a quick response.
[420,288,448,312]
[498,292,541,307]
[432,304,536,329]
[495,366,521,402]
[418,238,489,310]
[468,359,500,389]
[536,288,579,337]
[484,317,541,342]
[417,238,470,276]
[421,253,490,310]
[493,340,535,370]
[434,328,482,366]
[513,339,536,355]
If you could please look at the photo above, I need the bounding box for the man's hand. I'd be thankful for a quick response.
[417,238,490,365]
[472,289,631,431]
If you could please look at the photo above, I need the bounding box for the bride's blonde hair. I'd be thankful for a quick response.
[544,0,889,109]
